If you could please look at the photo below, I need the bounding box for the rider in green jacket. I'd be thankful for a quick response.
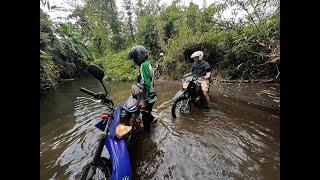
[128,45,157,133]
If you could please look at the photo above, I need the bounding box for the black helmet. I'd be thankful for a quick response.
[128,45,148,66]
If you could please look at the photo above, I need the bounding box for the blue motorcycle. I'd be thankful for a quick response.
[80,63,142,180]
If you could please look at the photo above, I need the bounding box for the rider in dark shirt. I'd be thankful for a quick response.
[190,51,212,108]
[192,60,211,78]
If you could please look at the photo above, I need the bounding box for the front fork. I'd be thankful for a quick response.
[87,133,106,178]
[92,133,106,165]
[181,96,191,112]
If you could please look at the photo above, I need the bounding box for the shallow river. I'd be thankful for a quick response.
[40,76,280,180]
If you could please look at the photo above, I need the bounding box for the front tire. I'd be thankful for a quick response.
[80,157,111,180]
[171,97,190,118]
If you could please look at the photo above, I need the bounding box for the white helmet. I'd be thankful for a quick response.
[190,51,203,61]
[160,52,164,57]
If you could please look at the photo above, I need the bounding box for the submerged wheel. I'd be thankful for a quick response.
[171,97,190,118]
[80,157,111,180]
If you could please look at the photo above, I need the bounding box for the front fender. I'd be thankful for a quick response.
[172,89,187,101]
[105,136,131,180]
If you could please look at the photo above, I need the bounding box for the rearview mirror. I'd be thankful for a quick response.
[87,63,104,83]
[87,63,108,95]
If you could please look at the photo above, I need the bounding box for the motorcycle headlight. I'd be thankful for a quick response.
[115,124,132,139]
[183,82,189,89]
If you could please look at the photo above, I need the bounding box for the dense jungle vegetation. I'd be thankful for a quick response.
[40,0,279,95]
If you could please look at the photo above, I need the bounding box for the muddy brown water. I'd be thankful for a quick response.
[40,76,280,180]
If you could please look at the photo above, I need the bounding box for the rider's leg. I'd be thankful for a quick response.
[142,102,154,133]
[201,80,211,107]
[203,90,211,106]
[147,102,157,123]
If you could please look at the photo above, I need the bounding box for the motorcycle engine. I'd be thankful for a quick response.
[195,96,201,105]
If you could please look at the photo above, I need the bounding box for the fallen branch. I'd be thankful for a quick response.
[218,79,278,83]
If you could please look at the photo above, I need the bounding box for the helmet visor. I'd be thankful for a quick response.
[193,56,199,61]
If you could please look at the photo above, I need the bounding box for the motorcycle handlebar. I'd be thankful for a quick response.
[80,87,114,108]
[80,87,98,98]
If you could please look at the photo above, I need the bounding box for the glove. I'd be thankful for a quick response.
[139,100,146,108]
[131,83,143,95]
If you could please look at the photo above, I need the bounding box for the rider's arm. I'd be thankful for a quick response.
[204,71,211,80]
[203,62,211,80]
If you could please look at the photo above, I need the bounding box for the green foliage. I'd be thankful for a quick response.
[40,9,55,50]
[102,49,139,81]
[40,50,59,80]
[136,14,161,57]
[58,22,93,61]
[143,0,280,80]
[40,8,91,94]
[41,0,280,86]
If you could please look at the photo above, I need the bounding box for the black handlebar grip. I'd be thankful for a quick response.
[80,87,98,97]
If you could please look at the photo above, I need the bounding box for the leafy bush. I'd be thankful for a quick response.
[102,49,139,81]
[40,50,59,81]
[41,0,280,84]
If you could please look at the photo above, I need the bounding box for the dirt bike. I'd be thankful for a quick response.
[80,63,144,180]
[153,54,164,80]
[171,74,208,118]
[153,64,163,79]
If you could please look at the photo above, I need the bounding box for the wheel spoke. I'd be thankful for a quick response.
[176,99,190,116]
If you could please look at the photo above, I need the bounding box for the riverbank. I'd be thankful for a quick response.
[41,74,280,113]
[211,82,280,112]
[156,78,280,113]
